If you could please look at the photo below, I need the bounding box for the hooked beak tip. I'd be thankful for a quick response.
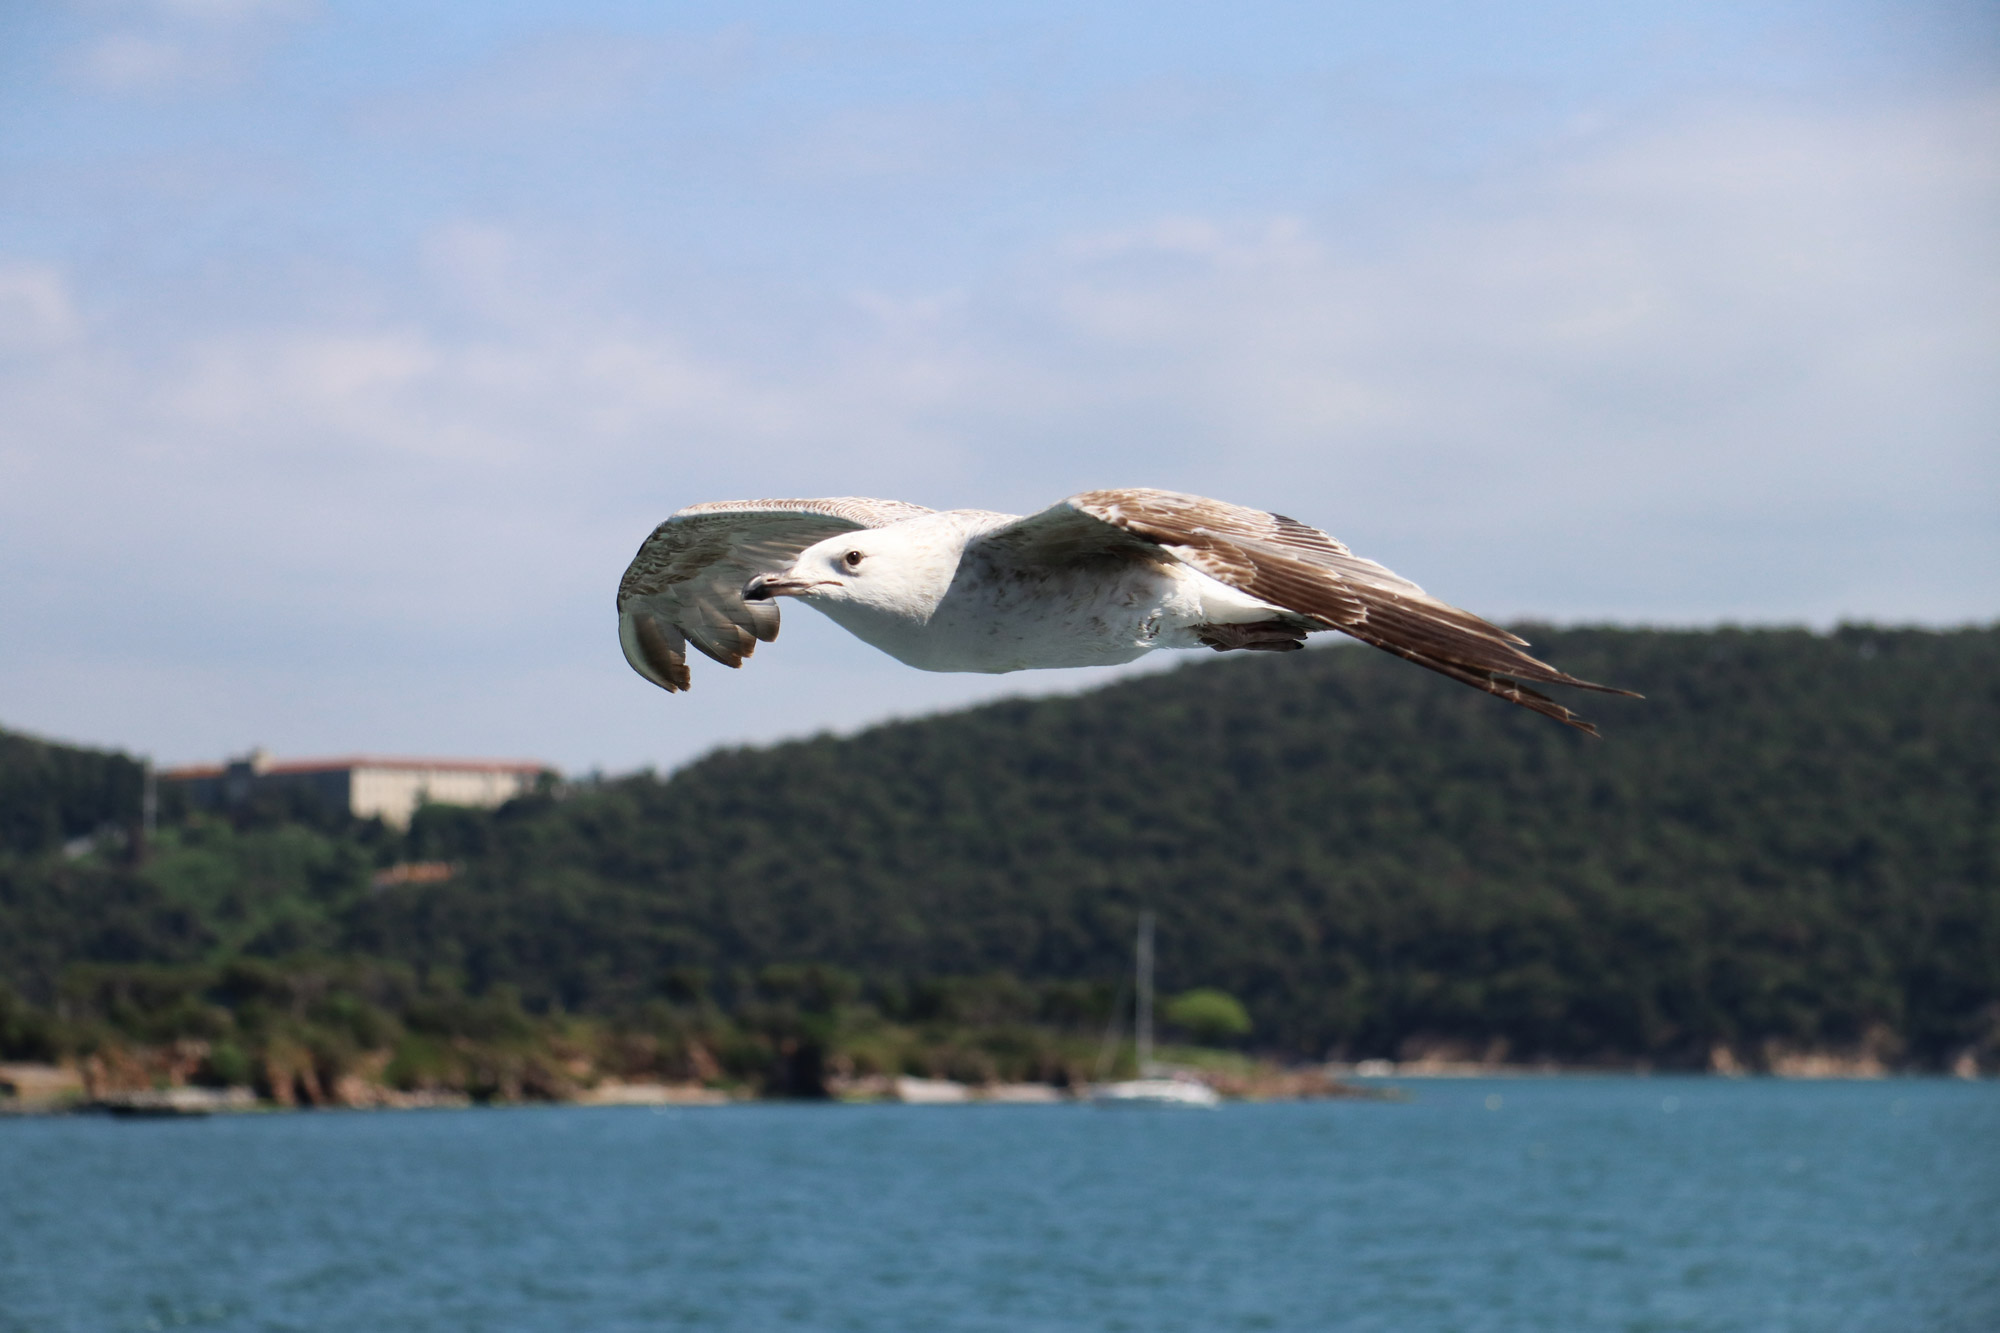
[744,574,828,600]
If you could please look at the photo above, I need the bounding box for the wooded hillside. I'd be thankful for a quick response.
[0,727,143,858]
[4,624,1997,1076]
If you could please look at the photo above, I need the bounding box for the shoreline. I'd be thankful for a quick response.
[3,1059,1984,1118]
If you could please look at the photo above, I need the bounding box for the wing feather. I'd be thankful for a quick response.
[617,497,932,692]
[1043,488,1636,733]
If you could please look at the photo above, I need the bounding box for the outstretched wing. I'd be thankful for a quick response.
[618,497,932,692]
[984,488,1637,734]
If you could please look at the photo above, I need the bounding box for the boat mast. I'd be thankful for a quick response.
[1136,910,1155,1077]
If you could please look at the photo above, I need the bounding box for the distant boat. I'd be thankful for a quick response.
[1088,912,1221,1109]
[94,1087,257,1117]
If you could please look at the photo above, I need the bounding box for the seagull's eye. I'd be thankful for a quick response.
[843,550,864,570]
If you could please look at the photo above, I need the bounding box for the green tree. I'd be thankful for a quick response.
[1165,988,1252,1044]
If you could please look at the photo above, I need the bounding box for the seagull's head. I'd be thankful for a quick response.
[743,523,956,622]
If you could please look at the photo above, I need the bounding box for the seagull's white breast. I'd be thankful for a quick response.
[824,559,1285,675]
[938,553,1200,670]
[797,509,1291,675]
[814,557,1180,672]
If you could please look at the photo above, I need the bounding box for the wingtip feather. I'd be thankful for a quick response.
[620,609,694,692]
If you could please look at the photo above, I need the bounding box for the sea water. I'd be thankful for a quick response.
[1,1077,1994,1332]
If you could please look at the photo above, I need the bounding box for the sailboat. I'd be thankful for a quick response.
[1088,912,1221,1108]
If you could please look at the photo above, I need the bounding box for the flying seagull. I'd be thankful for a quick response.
[617,489,1637,733]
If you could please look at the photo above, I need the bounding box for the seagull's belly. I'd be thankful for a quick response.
[815,562,1197,674]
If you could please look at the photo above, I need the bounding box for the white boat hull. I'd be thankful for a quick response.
[1087,1077,1221,1108]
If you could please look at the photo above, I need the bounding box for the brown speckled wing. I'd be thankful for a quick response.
[617,498,932,692]
[995,488,1636,734]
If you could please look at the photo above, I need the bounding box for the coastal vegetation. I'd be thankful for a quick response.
[3,624,1997,1101]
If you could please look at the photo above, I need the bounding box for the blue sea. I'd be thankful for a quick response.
[2,1077,1995,1332]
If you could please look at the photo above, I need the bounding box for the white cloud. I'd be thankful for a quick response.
[80,0,311,24]
[76,31,205,90]
[354,27,755,137]
[154,0,310,21]
[69,0,314,92]
[1002,94,1999,537]
[0,264,82,352]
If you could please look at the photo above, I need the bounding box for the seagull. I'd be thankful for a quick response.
[617,489,1637,733]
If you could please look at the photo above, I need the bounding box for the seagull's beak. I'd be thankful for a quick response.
[743,572,835,600]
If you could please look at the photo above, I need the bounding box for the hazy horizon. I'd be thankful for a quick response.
[12,618,1992,775]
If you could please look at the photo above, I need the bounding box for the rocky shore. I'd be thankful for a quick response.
[0,1055,1396,1114]
[12,1048,1972,1117]
[1330,1026,1993,1080]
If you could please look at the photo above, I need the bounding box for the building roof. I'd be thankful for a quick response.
[163,756,551,780]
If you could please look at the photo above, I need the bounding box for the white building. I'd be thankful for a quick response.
[165,749,551,829]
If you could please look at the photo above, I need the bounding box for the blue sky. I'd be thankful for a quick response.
[2,0,1995,773]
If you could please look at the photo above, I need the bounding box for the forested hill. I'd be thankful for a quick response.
[363,624,1999,1064]
[4,625,1998,1071]
[0,726,143,858]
